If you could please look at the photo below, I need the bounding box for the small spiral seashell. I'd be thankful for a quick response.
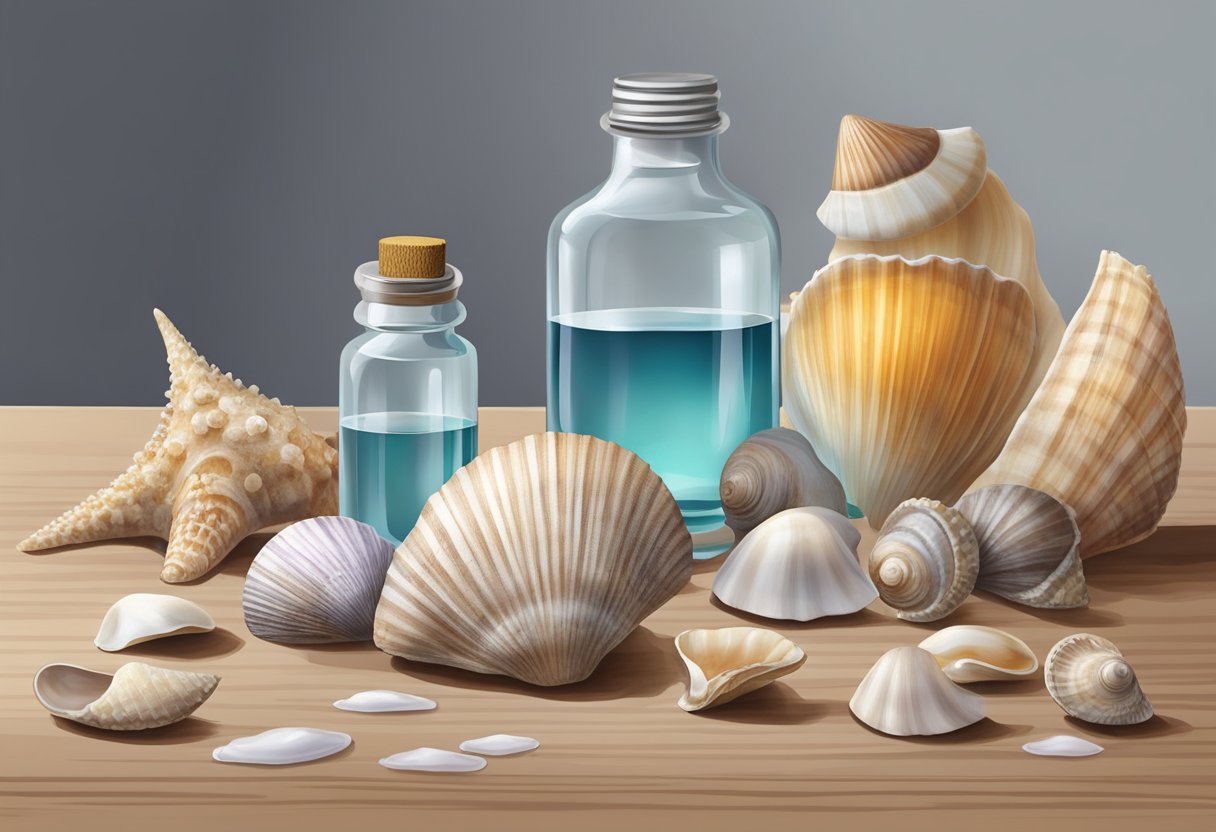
[867,498,978,622]
[719,428,846,535]
[1044,633,1152,725]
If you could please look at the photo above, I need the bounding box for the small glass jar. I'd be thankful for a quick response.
[339,236,477,545]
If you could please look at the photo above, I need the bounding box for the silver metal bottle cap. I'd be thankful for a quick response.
[601,72,730,138]
[354,262,463,306]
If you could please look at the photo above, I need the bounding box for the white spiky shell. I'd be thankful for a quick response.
[972,251,1186,558]
[712,507,876,622]
[94,593,216,652]
[849,646,986,736]
[675,627,806,712]
[784,254,1037,528]
[373,433,692,687]
[955,484,1087,608]
[243,516,395,644]
[719,428,846,535]
[33,662,219,731]
[918,625,1039,684]
[1044,633,1153,725]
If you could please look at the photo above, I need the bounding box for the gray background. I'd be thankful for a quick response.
[2,0,1213,405]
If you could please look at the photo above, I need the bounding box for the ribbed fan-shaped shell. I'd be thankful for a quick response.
[784,255,1037,529]
[972,251,1186,557]
[243,516,395,644]
[1044,633,1153,725]
[849,646,986,736]
[33,662,219,730]
[675,627,806,712]
[719,428,846,535]
[373,432,692,687]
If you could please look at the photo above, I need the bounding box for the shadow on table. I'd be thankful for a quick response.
[708,596,892,630]
[691,686,844,726]
[51,715,222,744]
[1081,526,1216,602]
[1065,713,1193,739]
[850,713,1032,744]
[119,627,245,659]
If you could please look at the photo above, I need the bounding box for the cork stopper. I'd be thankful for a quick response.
[378,236,446,279]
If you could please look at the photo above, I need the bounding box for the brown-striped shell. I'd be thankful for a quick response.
[719,428,846,535]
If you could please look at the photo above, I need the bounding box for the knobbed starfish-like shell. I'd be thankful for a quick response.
[20,310,339,583]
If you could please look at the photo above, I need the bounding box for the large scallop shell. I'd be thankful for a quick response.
[849,646,986,736]
[373,433,692,687]
[918,625,1039,684]
[243,516,395,644]
[712,507,877,622]
[867,498,979,622]
[817,115,987,241]
[955,484,1087,608]
[675,627,806,712]
[1044,633,1152,725]
[719,428,846,535]
[33,662,219,730]
[94,593,216,652]
[972,251,1186,557]
[784,254,1037,528]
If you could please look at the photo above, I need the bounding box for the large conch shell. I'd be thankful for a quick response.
[94,593,216,652]
[867,498,979,622]
[784,254,1037,528]
[719,428,846,535]
[374,433,692,687]
[824,116,1066,396]
[849,646,986,736]
[972,251,1186,557]
[918,625,1039,684]
[1044,633,1153,725]
[712,507,877,622]
[955,484,1087,608]
[33,662,219,730]
[675,627,806,712]
[20,310,339,582]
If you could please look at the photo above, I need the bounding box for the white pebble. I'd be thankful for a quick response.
[1022,735,1104,757]
[332,690,437,713]
[212,727,351,765]
[459,734,540,756]
[379,748,486,773]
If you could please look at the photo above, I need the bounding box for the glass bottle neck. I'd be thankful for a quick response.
[607,134,723,180]
[355,299,466,333]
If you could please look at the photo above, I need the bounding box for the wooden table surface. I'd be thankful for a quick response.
[1,406,1213,831]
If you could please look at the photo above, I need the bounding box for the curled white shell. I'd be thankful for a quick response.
[867,499,979,622]
[918,625,1039,683]
[94,593,216,652]
[955,484,1087,608]
[1044,633,1153,725]
[849,646,986,736]
[675,627,807,712]
[374,433,692,687]
[719,428,846,535]
[33,662,219,730]
[243,516,395,644]
[712,507,877,622]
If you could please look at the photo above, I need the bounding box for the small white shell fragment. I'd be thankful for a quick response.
[459,734,539,756]
[332,690,437,713]
[95,593,216,652]
[1022,735,1104,757]
[379,747,487,772]
[212,727,351,765]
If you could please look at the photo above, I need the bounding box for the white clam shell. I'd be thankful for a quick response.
[713,507,876,621]
[332,690,436,712]
[1022,735,1104,757]
[918,625,1039,684]
[459,734,540,756]
[1044,633,1153,725]
[243,516,395,644]
[849,646,985,736]
[212,727,352,765]
[94,593,216,652]
[34,662,219,731]
[379,748,487,772]
[675,627,806,712]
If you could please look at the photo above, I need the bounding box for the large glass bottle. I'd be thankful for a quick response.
[547,73,780,555]
[340,236,477,546]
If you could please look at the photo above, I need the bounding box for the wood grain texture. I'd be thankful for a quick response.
[1,406,1213,832]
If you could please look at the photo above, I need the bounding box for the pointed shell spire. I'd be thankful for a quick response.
[1044,633,1152,725]
[849,646,986,736]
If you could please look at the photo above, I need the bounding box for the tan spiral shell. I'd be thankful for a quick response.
[719,428,846,535]
[1044,633,1153,725]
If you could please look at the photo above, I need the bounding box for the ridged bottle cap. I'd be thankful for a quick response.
[602,72,729,138]
[378,235,447,279]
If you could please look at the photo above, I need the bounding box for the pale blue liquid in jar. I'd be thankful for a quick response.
[548,308,774,533]
[339,412,477,546]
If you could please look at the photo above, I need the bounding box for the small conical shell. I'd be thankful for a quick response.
[94,593,216,652]
[712,507,877,622]
[374,433,692,687]
[972,251,1186,557]
[918,625,1039,683]
[867,498,979,622]
[849,646,986,736]
[784,254,1037,528]
[1044,633,1153,725]
[720,428,846,535]
[675,627,807,712]
[243,516,395,644]
[818,116,987,241]
[33,662,219,730]
[955,484,1087,608]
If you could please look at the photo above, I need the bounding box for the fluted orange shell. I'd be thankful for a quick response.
[784,254,1037,528]
[972,251,1186,557]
